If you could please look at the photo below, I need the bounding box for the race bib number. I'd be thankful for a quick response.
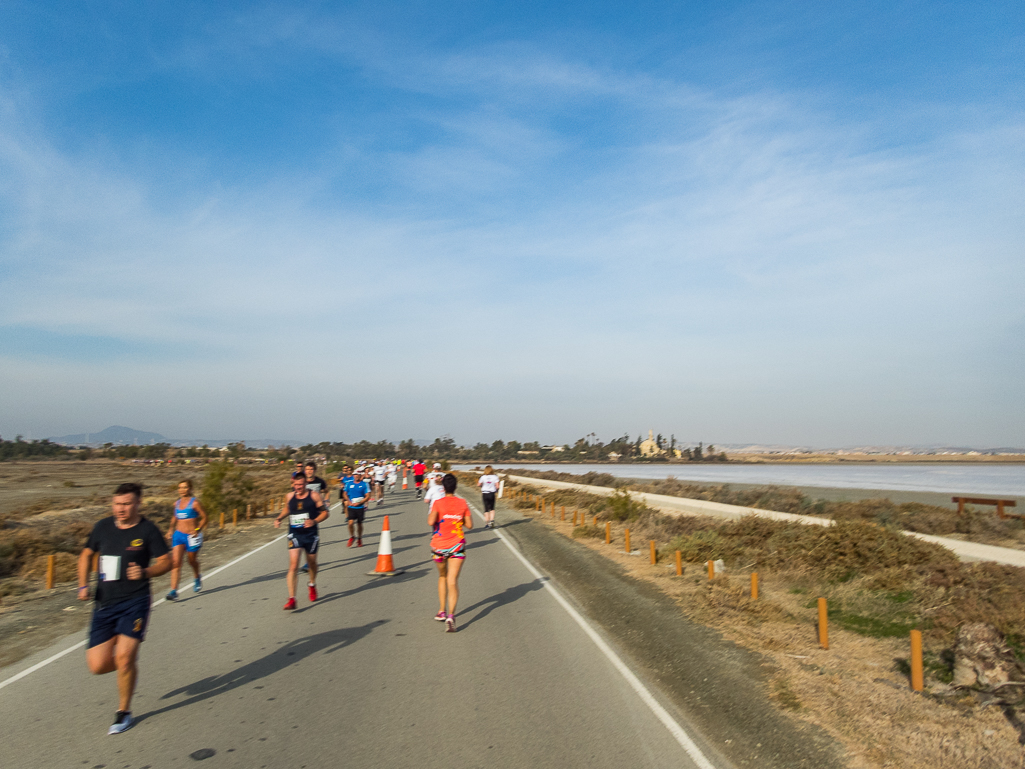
[289,514,308,527]
[99,555,121,582]
[187,532,203,548]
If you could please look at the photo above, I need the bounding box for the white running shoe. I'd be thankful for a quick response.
[108,711,134,735]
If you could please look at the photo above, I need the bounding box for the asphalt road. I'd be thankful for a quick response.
[0,487,723,769]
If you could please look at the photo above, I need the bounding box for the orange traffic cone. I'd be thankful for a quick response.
[402,474,408,490]
[367,516,404,576]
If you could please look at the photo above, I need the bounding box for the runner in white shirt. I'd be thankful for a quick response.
[386,462,398,491]
[424,478,447,509]
[477,465,501,529]
[424,463,445,507]
[373,461,388,505]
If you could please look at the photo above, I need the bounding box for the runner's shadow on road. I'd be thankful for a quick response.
[193,570,287,597]
[292,569,429,613]
[459,580,544,630]
[139,621,387,721]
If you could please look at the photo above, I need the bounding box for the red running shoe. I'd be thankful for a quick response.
[357,538,363,547]
[283,597,296,611]
[308,584,318,602]
[347,537,354,547]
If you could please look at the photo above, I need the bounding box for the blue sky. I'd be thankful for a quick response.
[1,1,1022,447]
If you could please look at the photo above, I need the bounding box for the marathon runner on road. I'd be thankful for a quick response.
[343,469,371,547]
[413,459,426,499]
[165,479,208,599]
[372,461,387,505]
[77,482,171,735]
[274,472,329,610]
[428,473,473,633]
[302,460,329,499]
[477,465,501,529]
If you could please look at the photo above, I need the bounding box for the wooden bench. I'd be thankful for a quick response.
[952,496,1019,519]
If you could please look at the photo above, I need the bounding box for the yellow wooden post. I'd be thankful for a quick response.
[649,540,657,564]
[605,521,611,544]
[592,515,597,527]
[751,572,759,600]
[46,554,55,589]
[233,508,238,527]
[560,506,565,521]
[910,630,924,691]
[675,550,682,576]
[818,598,829,650]
[707,560,714,580]
[246,503,252,520]
[219,511,225,529]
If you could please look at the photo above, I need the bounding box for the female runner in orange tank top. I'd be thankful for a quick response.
[428,473,473,632]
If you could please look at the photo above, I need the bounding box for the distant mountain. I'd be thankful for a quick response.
[52,425,168,446]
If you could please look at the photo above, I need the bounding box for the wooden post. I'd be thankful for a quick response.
[219,511,225,529]
[649,540,657,564]
[818,598,829,650]
[46,554,55,589]
[751,572,759,600]
[233,508,238,526]
[246,503,252,520]
[707,560,714,580]
[572,511,578,525]
[605,521,611,544]
[592,515,597,527]
[561,506,565,521]
[910,630,924,691]
[624,528,631,553]
[675,550,682,576]
[535,497,540,512]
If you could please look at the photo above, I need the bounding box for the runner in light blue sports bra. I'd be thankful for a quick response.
[165,479,208,600]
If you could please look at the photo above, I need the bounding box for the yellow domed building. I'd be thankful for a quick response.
[638,430,662,458]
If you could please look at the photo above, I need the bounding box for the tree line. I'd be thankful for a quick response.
[0,434,728,463]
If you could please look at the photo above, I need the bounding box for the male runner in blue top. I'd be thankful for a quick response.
[342,469,371,547]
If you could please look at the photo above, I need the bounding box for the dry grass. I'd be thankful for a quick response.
[505,468,1025,548]
[492,475,1025,769]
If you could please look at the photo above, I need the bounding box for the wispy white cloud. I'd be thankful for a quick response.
[0,18,1022,444]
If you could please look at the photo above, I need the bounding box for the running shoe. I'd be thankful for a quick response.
[283,597,297,610]
[308,584,318,602]
[357,538,363,547]
[347,537,354,548]
[108,711,134,735]
[300,563,309,572]
[434,611,447,621]
[165,589,178,601]
[193,576,202,592]
[445,614,456,633]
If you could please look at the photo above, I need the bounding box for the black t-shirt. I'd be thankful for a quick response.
[287,492,321,533]
[85,516,169,607]
[304,476,328,497]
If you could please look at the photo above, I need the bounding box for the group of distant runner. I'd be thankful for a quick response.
[75,458,504,734]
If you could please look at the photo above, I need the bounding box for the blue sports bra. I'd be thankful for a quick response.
[175,497,199,520]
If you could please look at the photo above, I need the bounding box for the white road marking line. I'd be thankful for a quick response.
[0,514,298,694]
[470,502,718,769]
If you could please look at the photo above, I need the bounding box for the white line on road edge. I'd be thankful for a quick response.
[0,514,300,694]
[469,503,718,769]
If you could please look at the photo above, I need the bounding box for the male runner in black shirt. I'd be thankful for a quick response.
[78,482,171,735]
[274,472,329,609]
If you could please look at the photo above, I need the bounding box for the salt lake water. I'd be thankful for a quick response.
[454,463,1025,497]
